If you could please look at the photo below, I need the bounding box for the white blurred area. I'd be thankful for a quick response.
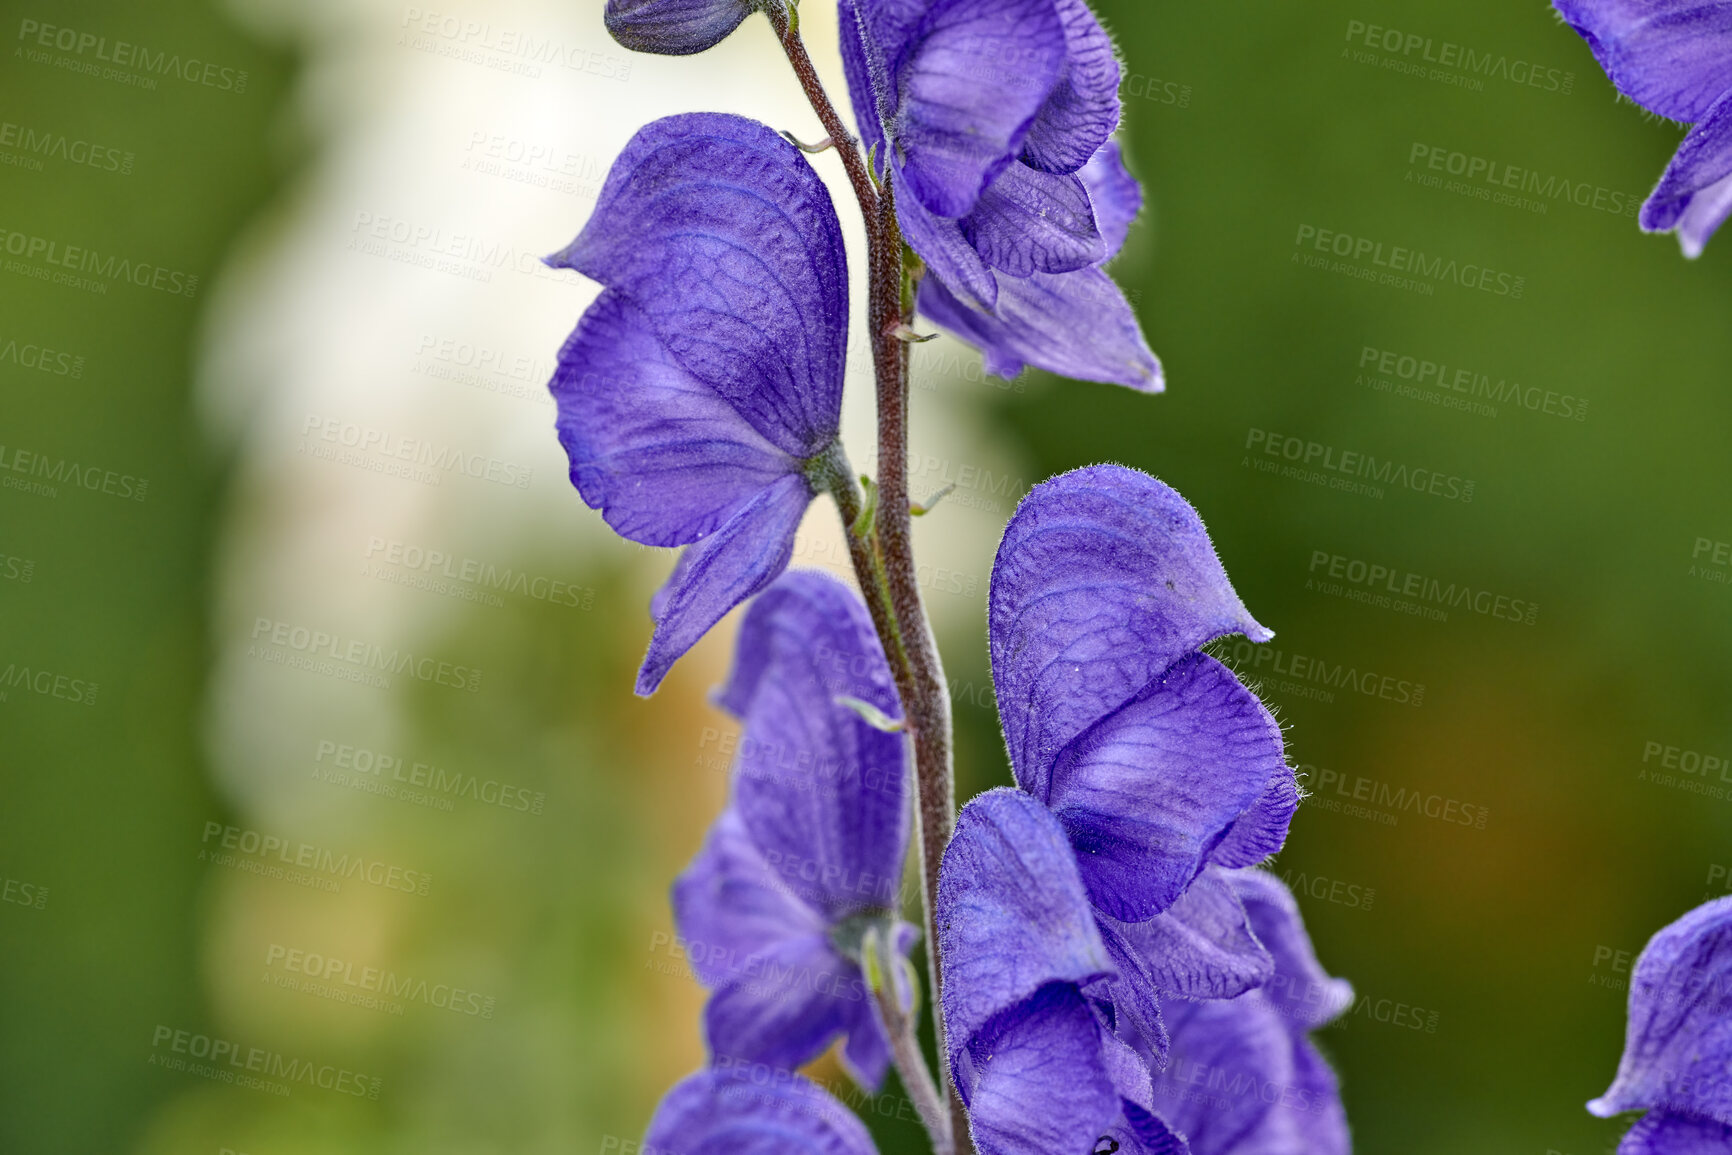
[166,0,1027,1148]
[197,0,1025,820]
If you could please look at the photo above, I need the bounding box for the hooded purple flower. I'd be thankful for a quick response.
[1554,0,1732,255]
[547,113,850,695]
[1588,896,1732,1152]
[604,0,779,56]
[644,1065,880,1155]
[838,0,1160,388]
[938,787,1192,1155]
[672,571,915,1089]
[1149,870,1352,1155]
[988,464,1299,1057]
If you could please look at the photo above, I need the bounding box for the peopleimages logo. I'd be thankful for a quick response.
[0,226,198,297]
[1294,224,1525,298]
[0,119,134,174]
[16,18,251,92]
[0,332,85,377]
[148,1025,379,1098]
[198,821,433,896]
[1342,19,1573,95]
[1306,550,1539,626]
[1209,636,1425,707]
[1405,143,1640,219]
[1357,345,1587,422]
[264,944,497,1018]
[1244,427,1475,503]
[248,615,483,692]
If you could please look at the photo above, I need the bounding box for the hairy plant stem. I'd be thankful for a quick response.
[865,929,952,1151]
[771,11,969,1155]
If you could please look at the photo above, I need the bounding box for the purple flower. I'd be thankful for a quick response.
[672,572,915,1089]
[604,0,777,56]
[838,0,1160,387]
[547,113,851,694]
[988,464,1299,1056]
[1554,1,1732,255]
[1588,896,1732,1152]
[1150,870,1352,1155]
[937,787,1192,1155]
[644,1065,880,1155]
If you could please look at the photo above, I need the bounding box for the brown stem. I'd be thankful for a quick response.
[769,12,969,1153]
[869,185,968,1155]
[869,928,953,1153]
[768,7,879,233]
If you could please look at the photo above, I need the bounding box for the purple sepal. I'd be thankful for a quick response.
[1552,0,1732,121]
[604,0,767,56]
[1641,88,1732,257]
[1590,896,1732,1127]
[989,465,1272,804]
[643,1066,881,1155]
[547,113,852,692]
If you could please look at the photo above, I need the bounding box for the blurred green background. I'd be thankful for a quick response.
[2,0,1729,1153]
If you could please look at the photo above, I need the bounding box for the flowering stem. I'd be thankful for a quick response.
[869,189,967,1155]
[769,7,880,233]
[865,928,953,1152]
[770,11,969,1155]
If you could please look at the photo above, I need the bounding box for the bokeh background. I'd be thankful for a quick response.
[3,0,1730,1152]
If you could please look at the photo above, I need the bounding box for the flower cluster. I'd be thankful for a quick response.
[1555,0,1732,256]
[937,466,1350,1155]
[556,3,1353,1153]
[837,0,1161,387]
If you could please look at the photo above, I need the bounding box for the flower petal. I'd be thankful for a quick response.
[604,0,763,56]
[1553,0,1732,121]
[938,788,1116,1076]
[1641,87,1732,257]
[673,808,827,989]
[553,290,799,546]
[1020,0,1122,174]
[1151,995,1295,1153]
[1045,655,1290,921]
[1080,140,1143,259]
[1097,867,1275,1000]
[704,933,883,1081]
[1094,933,1169,1068]
[1114,1102,1192,1155]
[1209,771,1301,872]
[1673,169,1732,257]
[1288,1039,1351,1155]
[1589,896,1732,1126]
[840,987,897,1091]
[715,571,908,919]
[961,165,1107,277]
[989,466,1270,800]
[550,112,846,458]
[645,1066,880,1155]
[1229,869,1354,1032]
[638,473,811,695]
[961,983,1121,1155]
[1615,1112,1732,1155]
[898,174,1000,311]
[838,0,891,162]
[889,0,1068,217]
[918,263,1160,388]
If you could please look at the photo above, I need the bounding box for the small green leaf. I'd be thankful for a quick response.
[910,483,955,516]
[834,695,904,732]
[851,475,879,538]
